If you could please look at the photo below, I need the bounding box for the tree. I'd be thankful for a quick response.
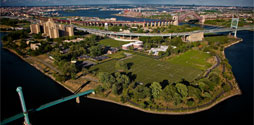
[121,88,131,103]
[222,83,231,92]
[150,82,162,98]
[112,84,119,95]
[170,37,183,46]
[118,75,130,89]
[97,72,115,89]
[208,72,220,84]
[20,41,28,49]
[173,92,182,105]
[95,85,104,93]
[198,82,209,93]
[188,86,202,102]
[162,84,177,102]
[89,45,102,57]
[202,92,211,98]
[158,51,165,57]
[165,47,172,56]
[175,83,188,98]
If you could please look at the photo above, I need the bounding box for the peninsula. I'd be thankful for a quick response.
[1,6,250,114]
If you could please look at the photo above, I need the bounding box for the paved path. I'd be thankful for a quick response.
[203,55,221,78]
[28,57,61,73]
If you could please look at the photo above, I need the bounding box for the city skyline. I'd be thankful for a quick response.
[1,0,254,7]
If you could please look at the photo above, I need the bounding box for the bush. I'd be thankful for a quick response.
[95,85,104,94]
[120,95,128,103]
[55,74,67,82]
[222,83,231,92]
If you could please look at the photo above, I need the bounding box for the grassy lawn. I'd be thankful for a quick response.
[99,38,129,48]
[107,51,126,59]
[204,36,232,43]
[167,50,212,70]
[90,54,203,83]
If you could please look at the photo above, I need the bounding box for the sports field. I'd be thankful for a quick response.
[99,38,129,48]
[167,50,212,70]
[90,53,205,83]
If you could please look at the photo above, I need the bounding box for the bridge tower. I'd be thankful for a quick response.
[230,18,239,38]
[173,16,179,26]
[200,15,206,25]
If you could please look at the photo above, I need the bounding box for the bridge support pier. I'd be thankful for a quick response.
[234,30,237,38]
[76,97,80,104]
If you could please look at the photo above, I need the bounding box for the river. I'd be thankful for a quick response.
[57,9,159,22]
[0,11,253,125]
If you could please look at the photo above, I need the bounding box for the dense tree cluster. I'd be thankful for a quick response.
[96,72,130,95]
[95,69,223,108]
[2,30,29,42]
[0,18,30,27]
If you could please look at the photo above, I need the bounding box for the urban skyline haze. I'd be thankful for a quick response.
[1,0,254,7]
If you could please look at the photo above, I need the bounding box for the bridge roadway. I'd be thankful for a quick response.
[75,26,254,37]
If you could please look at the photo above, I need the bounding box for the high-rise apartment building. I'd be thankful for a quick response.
[30,24,40,34]
[66,26,74,37]
[30,18,74,39]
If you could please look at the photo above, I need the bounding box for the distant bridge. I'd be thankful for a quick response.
[178,11,203,22]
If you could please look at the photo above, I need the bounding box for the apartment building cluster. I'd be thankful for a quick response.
[30,18,74,38]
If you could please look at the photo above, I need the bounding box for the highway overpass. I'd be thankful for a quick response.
[75,26,253,37]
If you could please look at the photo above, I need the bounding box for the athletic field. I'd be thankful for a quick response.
[89,51,211,83]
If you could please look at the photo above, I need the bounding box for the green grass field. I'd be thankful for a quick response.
[90,53,205,83]
[107,51,126,59]
[99,38,129,48]
[167,50,212,70]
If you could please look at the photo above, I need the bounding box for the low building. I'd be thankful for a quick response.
[149,45,168,56]
[122,41,143,50]
[186,32,204,42]
[92,56,109,61]
[77,55,90,60]
[63,38,84,43]
[30,43,41,50]
[107,47,119,54]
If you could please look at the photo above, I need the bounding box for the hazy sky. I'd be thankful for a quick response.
[1,0,254,7]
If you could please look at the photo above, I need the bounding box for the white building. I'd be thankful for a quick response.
[149,45,169,56]
[63,38,84,43]
[30,43,41,50]
[122,41,143,50]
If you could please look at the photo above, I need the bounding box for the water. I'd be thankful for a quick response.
[0,18,253,125]
[57,9,159,22]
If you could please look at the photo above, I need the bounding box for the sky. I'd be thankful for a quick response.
[1,0,254,7]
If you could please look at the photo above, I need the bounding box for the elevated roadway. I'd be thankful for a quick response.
[75,26,254,37]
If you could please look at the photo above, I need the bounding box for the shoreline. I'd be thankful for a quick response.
[2,47,76,94]
[2,38,242,115]
[87,90,241,115]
